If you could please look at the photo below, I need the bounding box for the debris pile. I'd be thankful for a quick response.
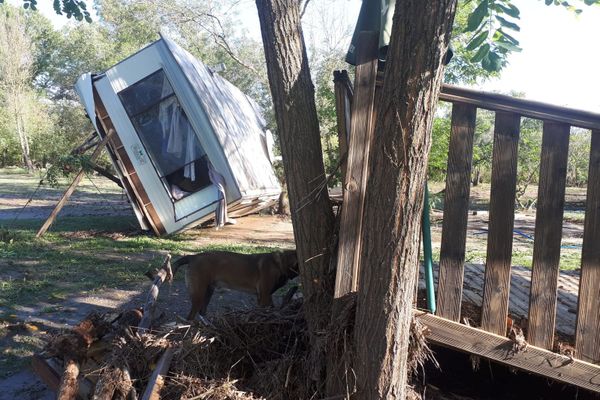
[34,256,435,400]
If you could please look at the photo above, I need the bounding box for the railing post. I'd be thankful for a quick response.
[528,121,570,350]
[481,111,521,335]
[575,128,600,362]
[436,102,477,321]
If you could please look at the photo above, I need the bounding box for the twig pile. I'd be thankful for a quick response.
[92,299,311,400]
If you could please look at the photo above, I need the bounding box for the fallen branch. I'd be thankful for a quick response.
[139,254,172,331]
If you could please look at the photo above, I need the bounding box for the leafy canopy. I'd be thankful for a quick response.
[463,0,600,72]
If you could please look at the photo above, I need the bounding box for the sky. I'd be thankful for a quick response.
[32,0,600,113]
[478,0,600,112]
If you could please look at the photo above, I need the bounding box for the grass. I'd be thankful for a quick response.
[0,214,280,377]
[0,219,277,314]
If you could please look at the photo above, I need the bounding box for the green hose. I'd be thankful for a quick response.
[422,181,436,314]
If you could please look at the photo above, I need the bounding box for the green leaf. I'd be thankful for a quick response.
[466,31,488,51]
[53,0,62,14]
[23,2,29,8]
[482,51,503,72]
[497,3,521,18]
[466,0,489,32]
[545,0,553,4]
[496,15,521,31]
[495,40,522,52]
[472,43,490,63]
[498,29,520,45]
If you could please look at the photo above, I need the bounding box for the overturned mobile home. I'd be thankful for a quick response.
[74,35,280,236]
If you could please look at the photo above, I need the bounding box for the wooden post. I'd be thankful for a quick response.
[31,355,61,393]
[333,70,353,186]
[139,254,172,331]
[436,103,477,321]
[334,31,378,298]
[36,130,114,237]
[481,112,521,335]
[57,359,80,400]
[528,121,570,349]
[575,129,600,362]
[141,347,175,400]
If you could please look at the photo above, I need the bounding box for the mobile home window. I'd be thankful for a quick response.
[118,69,211,201]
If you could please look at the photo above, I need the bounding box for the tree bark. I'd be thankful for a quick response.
[15,112,33,172]
[255,0,336,352]
[354,2,458,399]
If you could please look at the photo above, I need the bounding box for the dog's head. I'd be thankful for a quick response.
[278,250,299,279]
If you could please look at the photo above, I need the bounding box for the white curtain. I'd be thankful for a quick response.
[158,77,197,181]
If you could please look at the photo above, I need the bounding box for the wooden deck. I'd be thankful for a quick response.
[419,264,580,338]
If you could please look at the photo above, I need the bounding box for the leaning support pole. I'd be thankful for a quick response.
[36,130,114,237]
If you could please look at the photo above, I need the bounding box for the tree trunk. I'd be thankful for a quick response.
[354,2,458,399]
[277,175,291,216]
[16,113,33,172]
[255,0,336,379]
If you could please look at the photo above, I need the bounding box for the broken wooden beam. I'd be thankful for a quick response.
[416,310,600,393]
[334,31,379,298]
[31,355,61,393]
[141,347,175,400]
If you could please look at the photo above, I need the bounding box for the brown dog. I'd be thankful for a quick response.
[171,250,298,320]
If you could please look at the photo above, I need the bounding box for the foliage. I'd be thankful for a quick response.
[44,153,92,187]
[567,128,591,187]
[462,0,600,72]
[515,118,543,208]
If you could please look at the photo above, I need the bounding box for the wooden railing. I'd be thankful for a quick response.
[435,85,600,364]
[333,63,600,366]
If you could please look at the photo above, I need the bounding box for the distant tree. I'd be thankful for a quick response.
[0,5,35,171]
[567,129,591,187]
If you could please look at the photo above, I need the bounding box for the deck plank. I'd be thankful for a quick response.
[422,263,579,337]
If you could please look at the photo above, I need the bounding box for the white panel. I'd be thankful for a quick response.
[74,73,98,131]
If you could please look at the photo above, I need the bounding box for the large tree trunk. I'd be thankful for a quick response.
[255,0,336,370]
[354,2,458,399]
